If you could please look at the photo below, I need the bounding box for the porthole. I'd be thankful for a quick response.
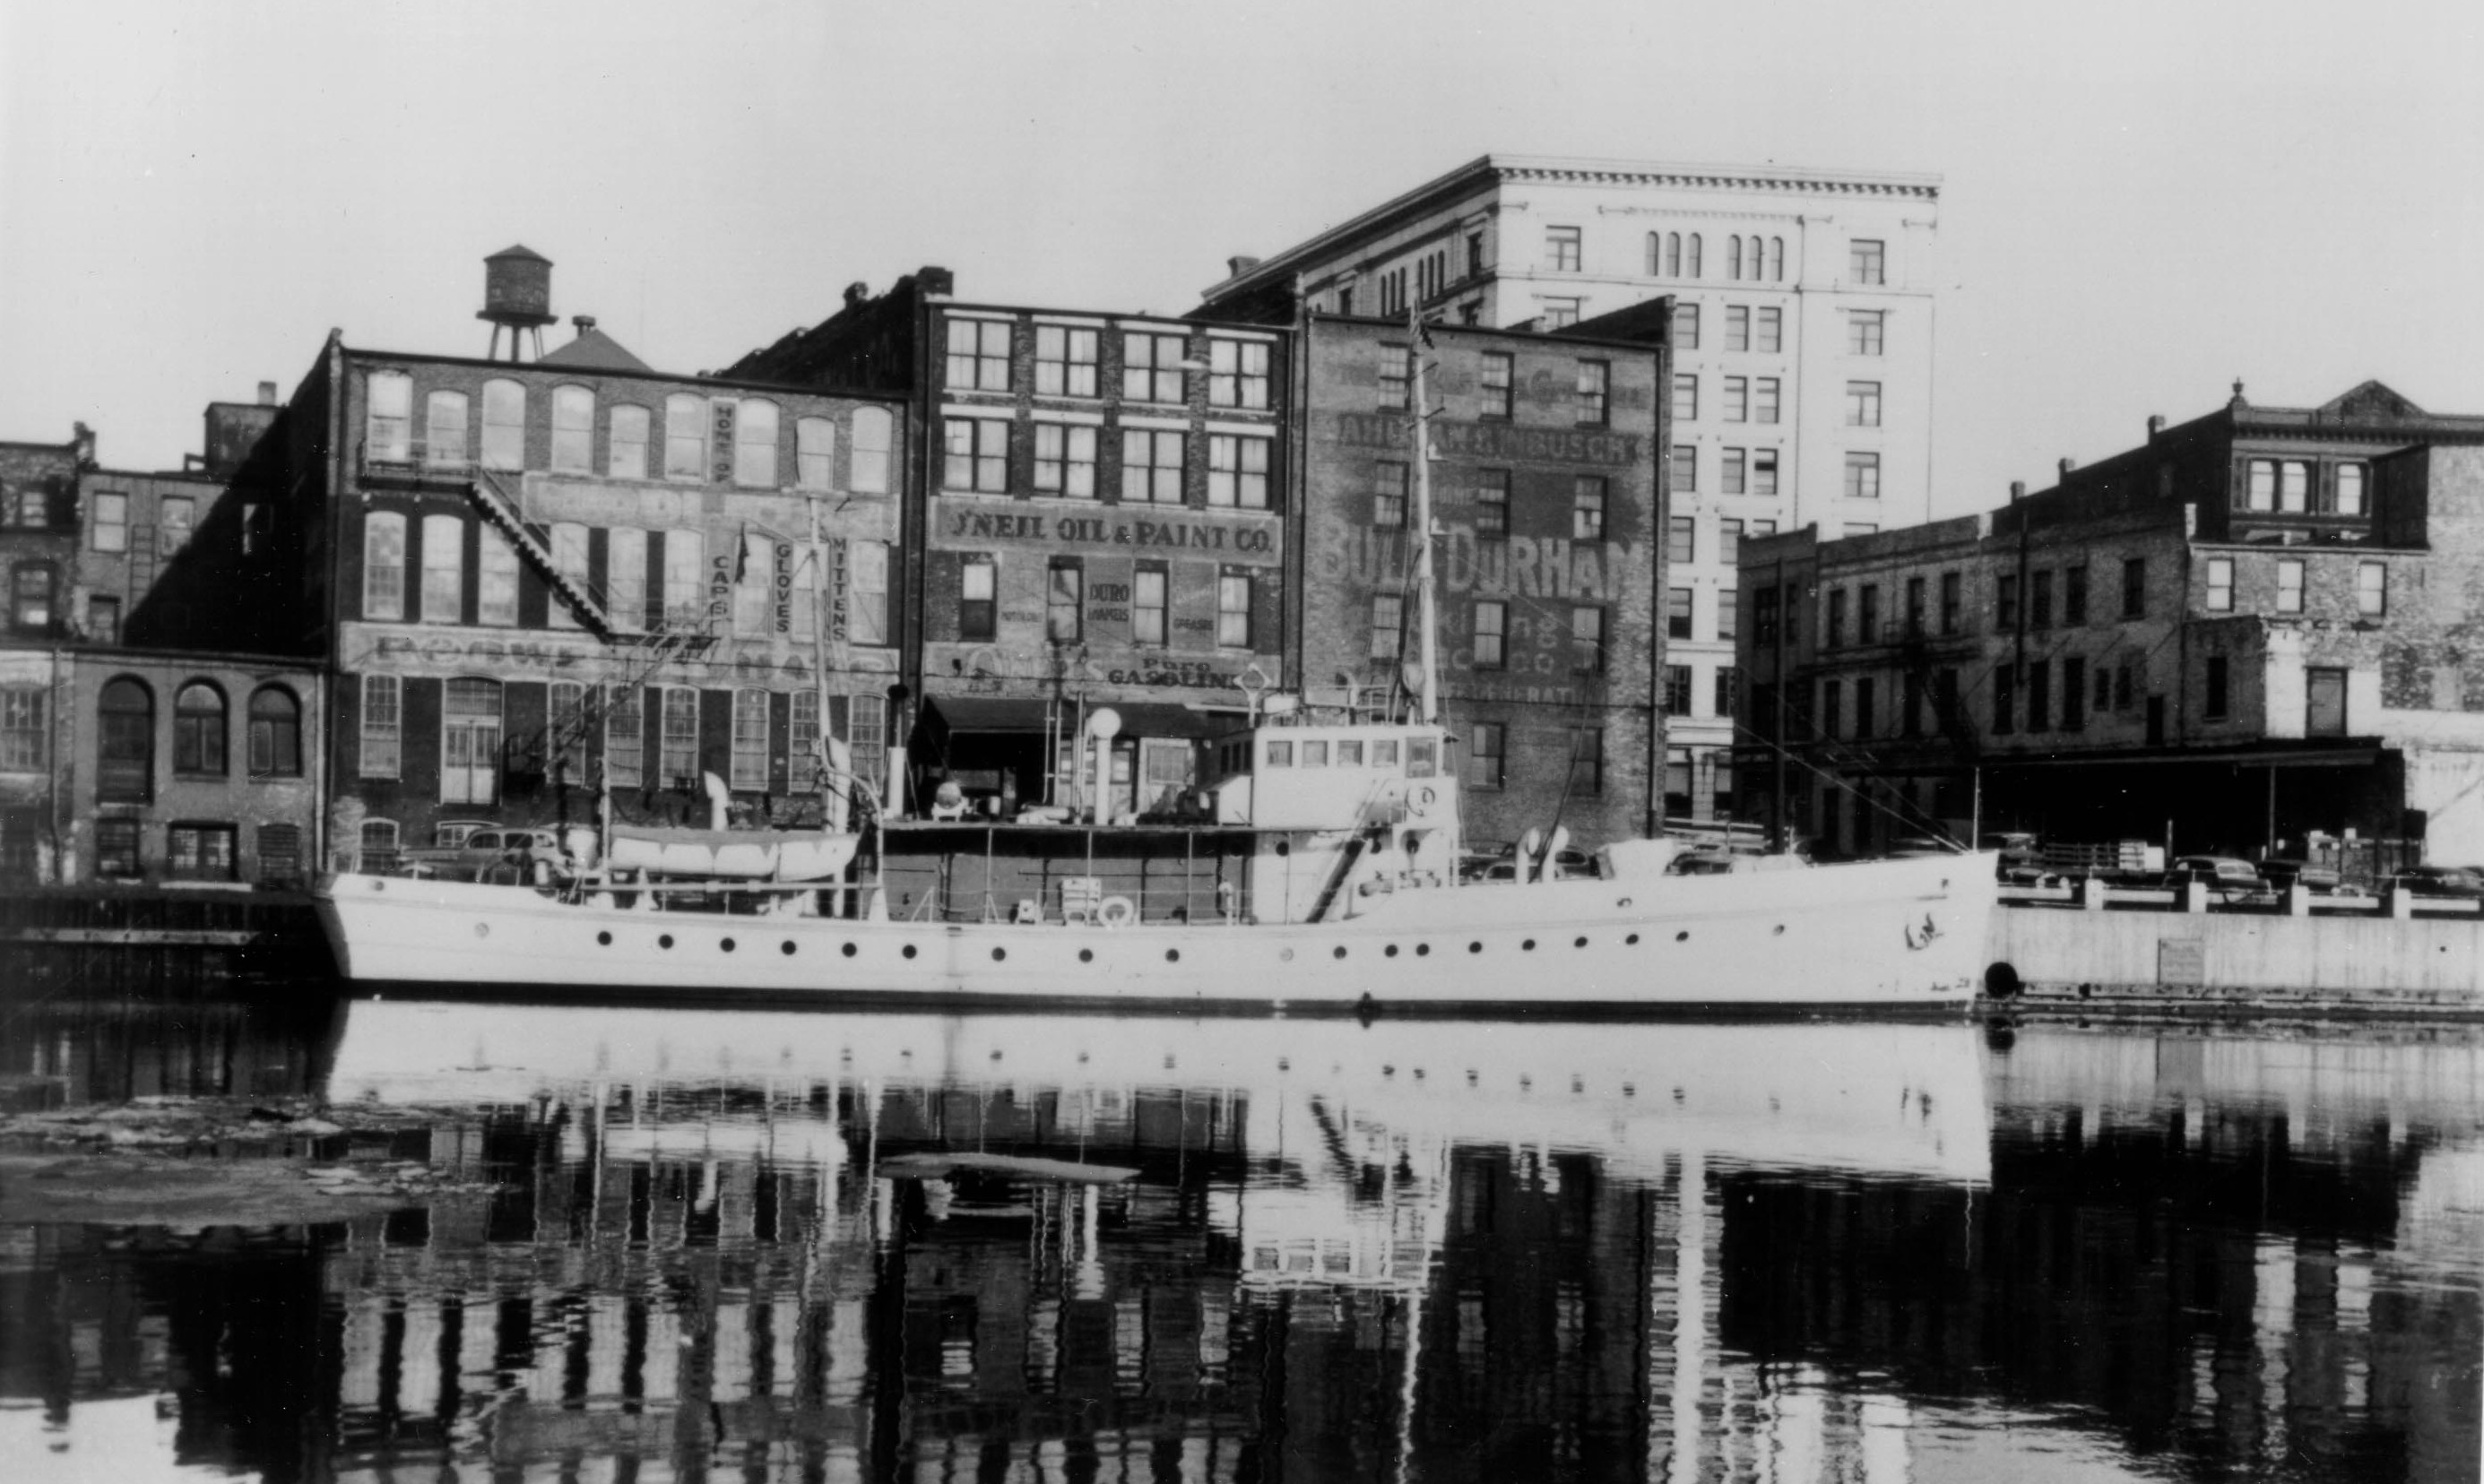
[1416,944,1430,956]
[784,942,799,956]
[1574,936,1588,948]
[1079,948,1094,963]
[1468,942,1483,954]
[1385,945,1399,958]
[658,934,674,949]
[991,947,1007,962]
[1626,933,1640,945]
[721,937,736,953]
[1773,924,1787,936]
[1166,949,1181,963]
[1675,930,1689,942]
[596,931,612,946]
[841,942,856,957]
[1333,946,1348,960]
[902,944,918,960]
[1521,938,1536,951]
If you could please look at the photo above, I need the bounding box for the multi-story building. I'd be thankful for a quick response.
[728,269,1292,817]
[259,250,909,868]
[1737,381,2484,866]
[1199,155,1935,824]
[1295,314,1667,849]
[0,409,325,885]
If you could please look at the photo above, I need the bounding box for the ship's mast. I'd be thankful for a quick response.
[1406,316,1441,725]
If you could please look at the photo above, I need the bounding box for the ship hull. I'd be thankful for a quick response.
[315,851,1997,1014]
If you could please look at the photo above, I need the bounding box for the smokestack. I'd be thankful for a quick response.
[1227,255,1263,278]
[2146,414,2165,438]
[2057,458,2076,478]
[2009,480,2027,502]
[257,381,278,405]
[572,315,597,339]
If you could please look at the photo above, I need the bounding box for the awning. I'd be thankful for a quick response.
[920,696,1243,741]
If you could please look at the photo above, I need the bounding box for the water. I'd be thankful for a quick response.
[0,986,2477,1483]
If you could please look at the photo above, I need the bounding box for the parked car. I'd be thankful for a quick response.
[2389,865,2484,900]
[1458,840,1595,883]
[2256,858,2342,893]
[398,825,567,878]
[2163,855,2268,899]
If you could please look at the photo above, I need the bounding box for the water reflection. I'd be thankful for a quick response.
[0,995,2475,1484]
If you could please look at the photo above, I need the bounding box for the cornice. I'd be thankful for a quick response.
[1499,162,1940,201]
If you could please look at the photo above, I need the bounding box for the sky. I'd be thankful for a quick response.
[3,0,2480,522]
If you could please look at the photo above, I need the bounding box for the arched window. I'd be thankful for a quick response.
[1645,232,1662,277]
[98,678,153,802]
[174,682,228,776]
[1727,237,1742,280]
[1768,237,1786,281]
[480,378,526,470]
[365,371,411,462]
[424,390,469,467]
[1686,234,1702,279]
[1665,232,1681,277]
[248,686,301,777]
[550,385,595,473]
[665,394,706,480]
[608,405,650,480]
[362,512,406,620]
[850,406,893,494]
[734,399,779,487]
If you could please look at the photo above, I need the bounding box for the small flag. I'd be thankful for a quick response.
[1408,309,1435,352]
[731,522,750,582]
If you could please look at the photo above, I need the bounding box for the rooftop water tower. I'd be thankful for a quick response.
[478,245,556,361]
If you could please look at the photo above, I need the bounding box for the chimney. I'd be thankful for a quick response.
[2057,457,2076,478]
[72,422,96,469]
[2146,413,2165,438]
[2009,480,2026,502]
[1227,255,1263,279]
[572,315,597,338]
[843,281,870,307]
[257,381,278,405]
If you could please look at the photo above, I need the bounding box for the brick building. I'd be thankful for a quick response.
[1736,382,2484,866]
[257,252,909,868]
[1295,315,1667,850]
[728,270,1291,817]
[0,409,325,885]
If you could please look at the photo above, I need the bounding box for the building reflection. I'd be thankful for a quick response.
[0,1002,2474,1483]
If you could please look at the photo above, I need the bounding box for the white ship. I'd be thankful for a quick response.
[314,320,2002,1014]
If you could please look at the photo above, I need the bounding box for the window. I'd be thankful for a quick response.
[1716,585,1738,641]
[2246,460,2276,512]
[367,370,411,462]
[1685,234,1704,277]
[1475,469,1509,536]
[1664,665,1693,715]
[1217,571,1254,647]
[410,391,468,470]
[659,686,699,786]
[664,394,706,480]
[1859,583,1881,643]
[1723,376,1748,423]
[2115,662,2133,712]
[851,540,890,646]
[1671,303,1699,351]
[357,820,400,874]
[2122,557,2147,618]
[609,405,650,479]
[168,824,236,883]
[480,525,524,626]
[1718,518,1743,569]
[1821,679,1842,741]
[1370,592,1404,660]
[247,686,300,777]
[2062,657,2086,731]
[1034,424,1098,498]
[1541,298,1581,330]
[1727,237,1744,281]
[1997,574,2019,629]
[1,688,46,770]
[86,597,117,645]
[359,674,400,779]
[1940,572,1961,634]
[1753,378,1779,424]
[2307,667,2347,737]
[1992,665,2014,736]
[2031,571,2053,631]
[421,515,463,623]
[1901,671,1924,737]
[2279,461,2308,513]
[91,491,126,552]
[1850,239,1884,284]
[663,529,704,631]
[945,418,1009,493]
[1373,462,1408,529]
[1855,677,1876,739]
[1722,448,1746,496]
[947,318,1012,392]
[547,680,586,785]
[92,818,140,877]
[362,514,407,620]
[173,682,226,776]
[1378,345,1411,410]
[2026,660,2051,731]
[1047,560,1083,643]
[1207,339,1270,410]
[1572,478,1607,540]
[850,407,894,494]
[1848,311,1884,356]
[1207,435,1270,508]
[1754,587,1780,646]
[789,692,819,792]
[848,694,887,802]
[796,418,835,491]
[1571,607,1606,673]
[1567,729,1603,796]
[157,496,195,555]
[1475,600,1508,667]
[1904,576,1926,636]
[1844,452,1880,500]
[441,677,502,805]
[1752,449,1779,496]
[549,385,594,473]
[2204,656,2229,720]
[1122,429,1185,504]
[1714,666,1737,719]
[2276,558,2305,614]
[1480,352,1513,418]
[1122,331,1188,402]
[2358,562,2386,617]
[1467,229,1486,279]
[603,685,643,790]
[480,379,525,470]
[1667,587,1692,640]
[10,562,55,635]
[1671,444,1697,494]
[1545,225,1581,272]
[1666,516,1694,566]
[1466,721,1505,790]
[1727,306,1750,352]
[1035,325,1100,398]
[1827,589,1847,648]
[960,556,997,641]
[1755,306,1782,354]
[2335,463,2367,516]
[731,400,778,487]
[730,689,770,791]
[1673,375,1699,423]
[1134,564,1168,645]
[2064,565,2088,625]
[2094,664,2112,716]
[1845,381,1882,427]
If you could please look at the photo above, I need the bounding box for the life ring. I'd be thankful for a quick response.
[1405,784,1441,817]
[1097,895,1137,928]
